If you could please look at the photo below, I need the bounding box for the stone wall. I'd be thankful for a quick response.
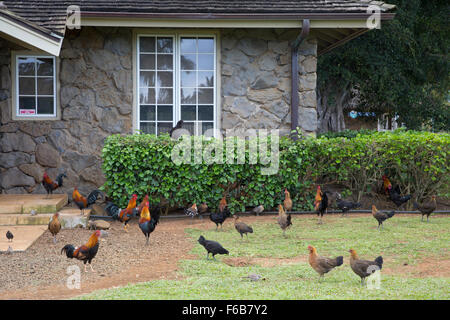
[0,27,133,196]
[220,28,318,136]
[0,27,318,195]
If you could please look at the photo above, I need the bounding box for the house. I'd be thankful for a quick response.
[0,1,395,195]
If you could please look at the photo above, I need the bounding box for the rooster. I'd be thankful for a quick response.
[61,230,106,272]
[72,187,102,216]
[138,202,161,246]
[387,185,411,208]
[210,196,231,231]
[349,248,383,286]
[184,203,198,219]
[48,213,61,244]
[315,187,329,224]
[42,172,67,198]
[308,245,343,281]
[277,204,292,237]
[105,194,138,232]
[336,193,361,216]
[283,189,293,212]
[382,175,393,195]
[137,194,149,215]
[414,195,437,222]
[372,205,395,230]
[234,215,253,240]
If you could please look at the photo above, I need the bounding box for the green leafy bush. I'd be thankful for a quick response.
[102,130,449,211]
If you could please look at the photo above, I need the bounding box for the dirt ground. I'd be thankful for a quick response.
[0,214,448,300]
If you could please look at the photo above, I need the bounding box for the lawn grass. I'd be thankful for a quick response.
[79,215,450,300]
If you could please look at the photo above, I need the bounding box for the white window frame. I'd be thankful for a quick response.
[11,51,59,120]
[135,31,219,136]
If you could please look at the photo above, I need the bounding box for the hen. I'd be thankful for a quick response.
[277,204,292,237]
[105,194,138,232]
[209,196,231,231]
[42,172,67,198]
[198,235,229,260]
[336,193,361,216]
[250,205,264,216]
[283,189,293,212]
[138,202,161,246]
[61,230,106,272]
[6,230,13,242]
[234,215,253,240]
[349,248,383,286]
[372,205,395,230]
[48,213,61,244]
[198,203,208,215]
[414,195,437,222]
[308,245,343,281]
[72,188,102,215]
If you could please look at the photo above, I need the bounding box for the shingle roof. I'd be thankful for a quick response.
[1,1,396,36]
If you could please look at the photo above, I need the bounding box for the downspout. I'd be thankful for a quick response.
[290,19,310,140]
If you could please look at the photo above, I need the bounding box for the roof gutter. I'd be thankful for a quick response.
[290,19,310,140]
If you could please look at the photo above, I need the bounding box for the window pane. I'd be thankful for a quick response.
[157,122,172,135]
[19,77,35,95]
[37,78,53,95]
[140,71,155,87]
[201,122,214,135]
[18,57,35,76]
[157,88,173,104]
[180,54,196,70]
[157,38,173,53]
[156,72,173,87]
[139,88,155,104]
[157,55,173,71]
[198,54,214,70]
[198,38,214,53]
[180,38,196,53]
[181,71,196,87]
[181,105,196,121]
[181,121,195,135]
[19,97,35,110]
[198,105,214,121]
[36,58,53,76]
[181,88,196,104]
[157,106,173,121]
[198,71,214,87]
[140,105,155,121]
[37,97,54,114]
[140,37,155,52]
[140,54,155,70]
[140,122,156,134]
[198,88,213,104]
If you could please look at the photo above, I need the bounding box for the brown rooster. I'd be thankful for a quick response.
[277,204,292,237]
[234,215,253,240]
[218,196,227,213]
[308,245,343,281]
[314,185,322,211]
[137,194,149,215]
[414,195,437,222]
[283,189,293,212]
[48,212,61,244]
[42,172,66,198]
[198,203,208,215]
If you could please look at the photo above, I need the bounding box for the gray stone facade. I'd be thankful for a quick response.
[0,27,318,195]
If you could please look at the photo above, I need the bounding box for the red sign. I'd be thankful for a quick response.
[20,109,36,115]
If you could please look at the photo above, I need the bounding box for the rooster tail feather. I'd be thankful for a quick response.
[335,256,344,266]
[105,202,120,220]
[61,244,75,258]
[387,211,395,218]
[375,256,383,269]
[56,173,67,187]
[87,190,102,206]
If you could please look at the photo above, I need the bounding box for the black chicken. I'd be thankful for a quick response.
[198,235,229,260]
[387,185,411,208]
[169,120,184,137]
[336,193,361,216]
[6,230,13,242]
[316,191,329,224]
[210,197,231,231]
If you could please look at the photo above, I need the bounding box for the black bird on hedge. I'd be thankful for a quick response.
[6,230,13,242]
[336,193,361,216]
[198,235,229,260]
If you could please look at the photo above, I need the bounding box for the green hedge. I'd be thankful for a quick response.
[101,130,449,212]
